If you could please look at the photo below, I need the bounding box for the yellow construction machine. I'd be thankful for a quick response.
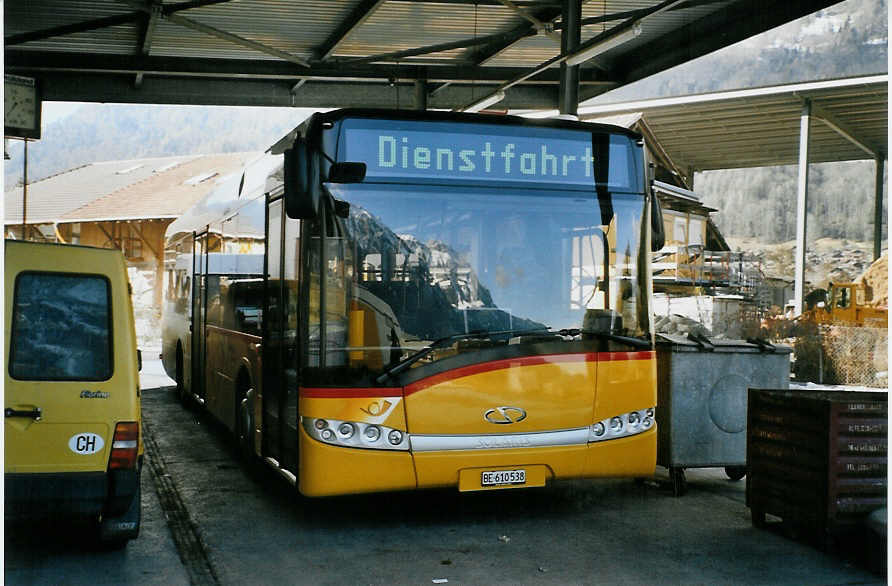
[802,282,887,327]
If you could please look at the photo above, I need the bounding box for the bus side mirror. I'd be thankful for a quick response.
[650,190,665,252]
[284,138,321,219]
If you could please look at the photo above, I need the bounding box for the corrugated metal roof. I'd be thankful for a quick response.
[4,153,254,225]
[580,75,888,171]
[5,0,844,110]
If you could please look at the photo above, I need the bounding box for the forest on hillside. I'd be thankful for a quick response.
[4,0,887,245]
[697,161,887,246]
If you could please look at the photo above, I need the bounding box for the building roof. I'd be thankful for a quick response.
[5,152,256,225]
[579,75,888,174]
[5,0,840,110]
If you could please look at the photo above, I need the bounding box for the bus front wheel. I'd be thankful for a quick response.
[175,344,186,405]
[237,380,255,461]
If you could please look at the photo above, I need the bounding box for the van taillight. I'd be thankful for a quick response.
[108,422,139,470]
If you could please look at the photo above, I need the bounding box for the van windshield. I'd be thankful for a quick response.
[9,272,113,381]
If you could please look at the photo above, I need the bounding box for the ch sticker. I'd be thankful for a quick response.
[68,433,105,455]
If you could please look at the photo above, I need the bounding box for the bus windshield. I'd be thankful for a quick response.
[314,180,650,381]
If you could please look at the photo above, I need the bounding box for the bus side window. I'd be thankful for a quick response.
[233,280,263,336]
[206,276,224,327]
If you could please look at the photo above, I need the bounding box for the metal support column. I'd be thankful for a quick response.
[22,139,28,240]
[415,79,427,111]
[874,156,885,260]
[558,0,581,116]
[793,100,811,316]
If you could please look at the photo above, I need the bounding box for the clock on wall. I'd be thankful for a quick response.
[5,74,41,140]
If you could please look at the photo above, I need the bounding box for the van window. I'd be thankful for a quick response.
[9,272,113,381]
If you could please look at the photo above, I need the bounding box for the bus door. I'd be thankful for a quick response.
[191,231,209,403]
[262,198,286,463]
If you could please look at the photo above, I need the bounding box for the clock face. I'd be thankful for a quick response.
[5,74,41,139]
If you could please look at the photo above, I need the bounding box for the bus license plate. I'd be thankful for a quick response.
[481,469,526,487]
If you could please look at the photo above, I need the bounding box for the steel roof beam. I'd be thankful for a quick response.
[163,0,236,12]
[467,3,660,67]
[467,6,562,65]
[809,100,884,159]
[135,2,162,88]
[559,0,581,115]
[315,0,387,61]
[497,0,562,43]
[4,0,237,45]
[5,13,141,46]
[28,72,559,109]
[163,13,311,67]
[116,0,311,67]
[8,50,613,85]
[333,26,538,65]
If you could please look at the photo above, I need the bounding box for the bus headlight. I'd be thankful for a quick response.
[388,430,403,445]
[301,417,409,451]
[364,425,381,442]
[588,408,656,443]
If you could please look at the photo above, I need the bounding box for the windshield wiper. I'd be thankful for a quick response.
[375,327,571,384]
[375,326,653,384]
[596,332,652,349]
[374,325,658,384]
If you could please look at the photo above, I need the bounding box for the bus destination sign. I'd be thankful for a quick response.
[341,119,636,189]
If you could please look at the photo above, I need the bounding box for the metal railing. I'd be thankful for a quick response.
[653,246,762,292]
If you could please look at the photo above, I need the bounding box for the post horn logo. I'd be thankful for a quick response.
[483,406,527,424]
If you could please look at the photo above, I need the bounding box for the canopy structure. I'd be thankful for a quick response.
[579,75,888,314]
[5,0,841,112]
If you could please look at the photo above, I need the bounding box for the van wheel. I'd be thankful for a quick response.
[97,473,141,549]
[237,383,255,461]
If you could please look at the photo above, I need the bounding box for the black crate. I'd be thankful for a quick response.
[746,388,887,538]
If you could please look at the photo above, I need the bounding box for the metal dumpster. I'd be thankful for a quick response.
[656,334,792,495]
[746,388,887,546]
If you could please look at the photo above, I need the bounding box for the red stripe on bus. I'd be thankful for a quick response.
[301,387,403,399]
[300,351,654,398]
[404,350,653,395]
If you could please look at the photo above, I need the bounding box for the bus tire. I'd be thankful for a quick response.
[237,375,255,461]
[725,466,746,481]
[175,343,187,405]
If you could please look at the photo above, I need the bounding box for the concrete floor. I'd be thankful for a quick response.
[7,357,885,585]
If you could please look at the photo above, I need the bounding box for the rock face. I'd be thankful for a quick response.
[727,237,886,295]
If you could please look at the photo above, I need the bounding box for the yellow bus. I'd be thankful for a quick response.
[162,109,665,496]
